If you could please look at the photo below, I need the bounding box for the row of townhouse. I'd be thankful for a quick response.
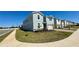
[21,11,76,31]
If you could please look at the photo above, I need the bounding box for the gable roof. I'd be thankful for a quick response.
[46,15,55,19]
[32,11,44,16]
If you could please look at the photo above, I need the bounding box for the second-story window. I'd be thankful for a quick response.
[49,18,52,21]
[58,19,60,22]
[49,17,52,21]
[38,15,40,19]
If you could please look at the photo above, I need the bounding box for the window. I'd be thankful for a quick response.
[58,19,60,22]
[49,18,52,21]
[38,15,40,19]
[38,23,40,28]
[49,17,52,21]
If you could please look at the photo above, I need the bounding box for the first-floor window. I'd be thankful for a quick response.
[38,23,40,28]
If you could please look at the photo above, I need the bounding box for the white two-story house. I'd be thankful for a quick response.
[54,18,62,29]
[22,11,44,31]
[45,16,54,30]
[61,20,65,28]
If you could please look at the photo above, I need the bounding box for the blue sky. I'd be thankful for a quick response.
[0,11,79,27]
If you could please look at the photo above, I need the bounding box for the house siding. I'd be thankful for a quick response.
[56,19,62,29]
[33,13,44,31]
[46,16,54,30]
[22,14,33,31]
[61,20,65,28]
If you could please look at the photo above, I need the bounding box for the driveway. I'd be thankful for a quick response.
[0,29,79,47]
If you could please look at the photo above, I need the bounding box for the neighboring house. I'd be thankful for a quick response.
[73,22,77,25]
[64,20,70,27]
[64,20,68,27]
[61,20,65,28]
[67,21,73,26]
[70,22,75,26]
[55,18,62,29]
[64,20,74,28]
[45,16,54,30]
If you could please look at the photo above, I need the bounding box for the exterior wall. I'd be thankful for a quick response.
[61,20,65,28]
[64,21,74,27]
[33,13,44,31]
[64,20,67,27]
[46,16,54,30]
[56,19,62,29]
[22,14,33,31]
[69,22,74,25]
[64,21,70,27]
[53,18,57,28]
[67,21,71,26]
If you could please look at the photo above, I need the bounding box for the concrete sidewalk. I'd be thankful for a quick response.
[0,29,79,47]
[54,29,74,32]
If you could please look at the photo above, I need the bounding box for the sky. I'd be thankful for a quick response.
[0,11,79,27]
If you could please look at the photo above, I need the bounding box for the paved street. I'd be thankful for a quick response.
[0,29,12,36]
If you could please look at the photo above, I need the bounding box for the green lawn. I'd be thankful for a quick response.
[16,29,72,43]
[0,30,13,42]
[63,25,79,31]
[68,25,79,31]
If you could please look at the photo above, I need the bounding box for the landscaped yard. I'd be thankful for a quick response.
[16,29,72,43]
[64,25,79,31]
[71,25,79,30]
[0,30,13,42]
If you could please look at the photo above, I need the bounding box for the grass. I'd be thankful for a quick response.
[63,25,79,31]
[16,29,72,43]
[0,30,13,42]
[69,25,79,31]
